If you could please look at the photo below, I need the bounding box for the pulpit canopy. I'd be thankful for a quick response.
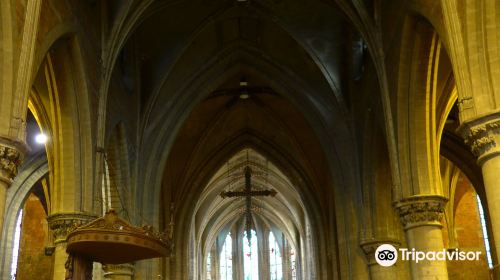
[66,209,171,264]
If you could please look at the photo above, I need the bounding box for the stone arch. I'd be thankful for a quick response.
[0,154,48,278]
[168,133,329,280]
[395,15,457,197]
[138,45,351,225]
[29,35,94,213]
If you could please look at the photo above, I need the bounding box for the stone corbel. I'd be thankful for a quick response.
[394,195,448,230]
[0,136,28,184]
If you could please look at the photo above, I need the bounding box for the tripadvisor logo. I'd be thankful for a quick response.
[374,244,398,267]
[374,244,482,267]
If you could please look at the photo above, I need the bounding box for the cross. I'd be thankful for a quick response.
[220,166,277,245]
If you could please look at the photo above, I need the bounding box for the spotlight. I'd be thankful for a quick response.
[35,133,48,144]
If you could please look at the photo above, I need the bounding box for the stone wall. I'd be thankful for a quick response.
[15,193,53,280]
[447,176,490,280]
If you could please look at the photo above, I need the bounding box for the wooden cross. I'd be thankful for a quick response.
[220,166,277,245]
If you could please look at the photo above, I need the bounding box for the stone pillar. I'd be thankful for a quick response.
[0,138,25,234]
[260,229,270,280]
[395,195,448,280]
[233,228,243,280]
[460,114,500,278]
[360,239,400,280]
[47,212,96,280]
[282,239,291,280]
[102,263,134,280]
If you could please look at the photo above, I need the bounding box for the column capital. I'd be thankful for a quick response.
[0,136,28,184]
[47,212,97,244]
[360,239,400,266]
[102,263,135,278]
[394,195,447,230]
[458,111,500,165]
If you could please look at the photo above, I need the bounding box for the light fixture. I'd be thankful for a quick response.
[35,133,48,144]
[239,77,249,99]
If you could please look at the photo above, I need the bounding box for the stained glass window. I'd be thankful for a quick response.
[10,210,23,280]
[476,195,494,269]
[290,248,297,280]
[269,232,283,280]
[207,252,212,280]
[220,233,233,280]
[243,230,259,280]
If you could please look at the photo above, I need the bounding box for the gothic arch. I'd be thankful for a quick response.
[29,36,94,213]
[0,154,48,278]
[395,15,456,197]
[167,133,331,279]
[139,46,351,223]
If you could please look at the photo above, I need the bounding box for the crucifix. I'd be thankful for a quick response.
[220,166,277,245]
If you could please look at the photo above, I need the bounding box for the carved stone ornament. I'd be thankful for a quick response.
[459,113,500,160]
[394,195,447,230]
[66,209,172,264]
[47,212,97,244]
[102,263,135,277]
[0,143,23,183]
[360,239,400,265]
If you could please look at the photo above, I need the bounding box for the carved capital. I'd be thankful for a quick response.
[458,112,500,164]
[360,239,400,266]
[102,263,134,278]
[47,212,97,244]
[0,136,27,184]
[394,195,447,230]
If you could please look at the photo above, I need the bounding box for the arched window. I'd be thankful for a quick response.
[476,195,494,269]
[243,229,259,280]
[220,233,233,280]
[10,210,23,280]
[206,252,212,280]
[290,248,297,280]
[269,232,283,280]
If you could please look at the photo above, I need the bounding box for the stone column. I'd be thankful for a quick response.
[47,212,96,280]
[360,239,400,280]
[282,239,291,280]
[233,228,243,280]
[260,229,270,280]
[460,114,500,278]
[0,138,25,234]
[102,263,134,280]
[395,195,448,280]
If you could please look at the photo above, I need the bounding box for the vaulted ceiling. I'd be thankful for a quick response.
[116,0,361,227]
